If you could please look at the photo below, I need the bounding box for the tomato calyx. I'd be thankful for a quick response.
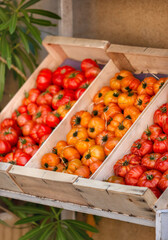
[128,92,134,97]
[80,83,89,89]
[146,174,154,180]
[107,117,113,125]
[92,110,98,116]
[103,106,108,112]
[85,138,90,142]
[98,93,102,98]
[60,69,66,74]
[165,174,168,180]
[102,135,108,142]
[35,112,42,119]
[161,106,167,113]
[158,136,167,141]
[85,153,91,159]
[52,148,57,154]
[142,82,147,89]
[58,94,63,100]
[137,99,143,106]
[24,92,29,98]
[55,112,60,118]
[73,131,78,137]
[68,72,78,78]
[75,117,81,125]
[89,127,95,133]
[122,160,129,166]
[118,123,125,130]
[159,82,164,89]
[117,75,123,80]
[62,157,68,164]
[125,115,132,120]
[15,110,20,117]
[145,127,151,137]
[135,143,141,149]
[161,156,167,161]
[113,92,120,97]
[65,103,71,110]
[44,163,49,168]
[125,86,131,92]
[150,155,155,160]
[53,166,58,171]
[20,138,27,145]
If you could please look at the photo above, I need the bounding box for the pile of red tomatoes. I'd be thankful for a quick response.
[0,59,101,166]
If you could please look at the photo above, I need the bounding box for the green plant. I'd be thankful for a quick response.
[0,0,61,100]
[0,197,98,240]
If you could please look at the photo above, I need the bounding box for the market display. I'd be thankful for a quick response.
[0,59,101,165]
[107,103,168,198]
[40,70,167,177]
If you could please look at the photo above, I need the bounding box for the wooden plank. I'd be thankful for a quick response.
[154,188,168,211]
[107,44,168,74]
[0,163,22,192]
[92,81,168,181]
[9,166,87,205]
[0,189,155,227]
[156,210,168,240]
[74,178,156,220]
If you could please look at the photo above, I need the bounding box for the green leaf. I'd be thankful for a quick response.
[18,225,48,240]
[0,62,6,100]
[21,10,30,23]
[30,17,56,26]
[27,9,61,19]
[23,19,42,44]
[16,47,34,73]
[56,224,67,240]
[15,215,47,225]
[39,224,55,240]
[64,220,99,233]
[21,0,40,10]
[11,206,52,216]
[0,8,8,22]
[64,223,85,240]
[18,28,30,53]
[75,228,93,240]
[0,20,10,31]
[9,13,17,34]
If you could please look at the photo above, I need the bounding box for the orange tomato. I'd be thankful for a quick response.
[90,160,102,174]
[93,86,111,104]
[95,130,115,146]
[92,103,105,117]
[67,126,88,146]
[52,140,67,156]
[153,77,167,94]
[57,101,76,120]
[137,77,157,96]
[71,111,92,128]
[118,92,137,110]
[68,159,82,172]
[60,146,80,162]
[115,119,132,138]
[121,75,140,93]
[124,106,141,123]
[103,90,121,105]
[101,103,122,121]
[107,175,125,184]
[87,117,105,138]
[104,137,121,155]
[75,138,95,155]
[135,94,151,111]
[41,153,60,170]
[55,163,65,172]
[107,113,125,132]
[74,165,90,178]
[110,70,133,90]
[82,145,105,166]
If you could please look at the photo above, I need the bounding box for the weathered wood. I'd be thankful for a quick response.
[156,210,168,240]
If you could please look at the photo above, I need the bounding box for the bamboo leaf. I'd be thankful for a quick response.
[21,10,30,23]
[75,228,93,240]
[39,224,55,240]
[21,0,40,10]
[30,17,56,26]
[64,223,85,240]
[9,12,17,34]
[23,19,41,44]
[15,215,47,225]
[64,220,99,233]
[0,20,10,31]
[56,223,67,240]
[16,47,34,72]
[0,62,6,100]
[27,9,61,19]
[18,28,30,53]
[0,8,8,22]
[11,206,51,216]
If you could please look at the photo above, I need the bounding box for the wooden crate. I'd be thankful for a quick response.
[9,44,168,208]
[0,36,110,195]
[73,45,168,220]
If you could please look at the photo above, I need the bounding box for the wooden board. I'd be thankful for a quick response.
[74,178,156,220]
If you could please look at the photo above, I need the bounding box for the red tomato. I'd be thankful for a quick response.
[163,118,168,135]
[85,67,101,79]
[141,124,163,141]
[137,170,162,188]
[0,156,4,162]
[79,80,91,89]
[22,120,36,136]
[39,134,50,146]
[0,140,11,154]
[36,69,52,91]
[0,127,18,146]
[131,139,153,157]
[81,58,99,72]
[36,91,53,106]
[28,88,41,103]
[107,175,125,184]
[113,154,141,177]
[155,152,168,172]
[75,88,86,100]
[3,152,16,164]
[33,105,51,124]
[17,136,35,149]
[46,112,60,128]
[15,150,31,166]
[23,144,39,157]
[63,71,85,90]
[153,134,168,153]
[52,66,75,87]
[37,124,52,139]
[158,169,168,191]
[52,90,75,110]
[17,113,32,127]
[27,103,38,116]
[141,153,161,169]
[30,124,41,143]
[18,105,27,114]
[153,103,168,128]
[12,110,20,120]
[125,165,146,186]
[47,85,61,96]
[1,118,16,130]
[149,187,162,198]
